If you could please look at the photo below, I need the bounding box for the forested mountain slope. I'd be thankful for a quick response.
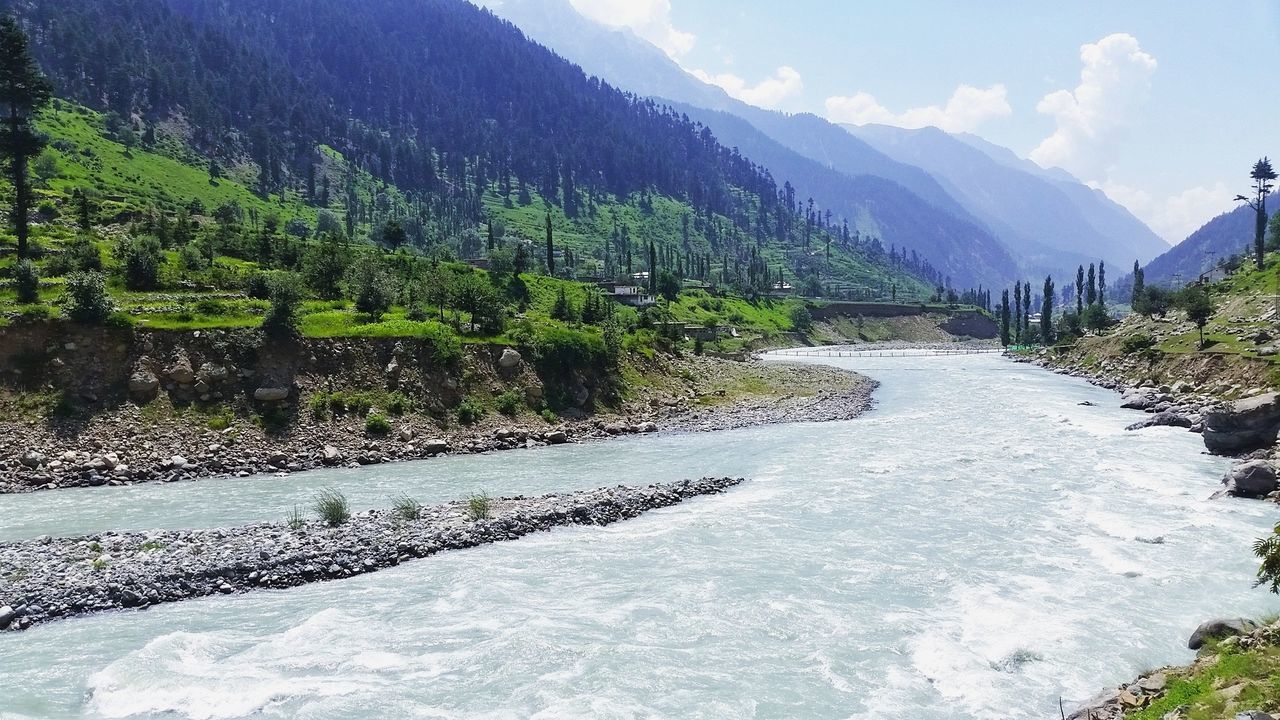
[2,0,931,294]
[1143,204,1280,286]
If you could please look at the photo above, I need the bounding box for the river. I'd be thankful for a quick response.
[0,353,1275,719]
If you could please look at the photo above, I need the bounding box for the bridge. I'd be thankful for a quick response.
[771,346,1003,358]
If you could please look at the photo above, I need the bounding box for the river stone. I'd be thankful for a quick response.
[1203,393,1280,454]
[1188,618,1259,650]
[421,438,449,454]
[0,605,14,629]
[498,348,523,370]
[321,445,343,465]
[128,370,160,395]
[1221,461,1278,498]
[254,387,290,402]
[545,430,568,444]
[1126,411,1193,431]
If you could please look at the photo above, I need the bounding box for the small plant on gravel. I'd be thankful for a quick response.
[365,413,392,436]
[286,505,306,530]
[456,397,485,426]
[91,557,108,571]
[540,408,557,424]
[309,393,330,421]
[139,540,167,552]
[495,388,523,417]
[393,494,422,521]
[384,393,410,416]
[206,408,234,431]
[467,491,492,521]
[313,488,351,526]
[88,541,102,553]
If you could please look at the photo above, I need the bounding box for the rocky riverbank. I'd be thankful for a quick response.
[0,356,870,494]
[0,476,745,632]
[1068,618,1280,720]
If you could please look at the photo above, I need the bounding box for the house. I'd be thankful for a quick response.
[597,282,656,308]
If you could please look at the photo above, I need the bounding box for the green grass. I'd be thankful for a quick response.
[1127,644,1280,720]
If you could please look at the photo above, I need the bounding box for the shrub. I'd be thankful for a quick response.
[263,273,304,337]
[195,299,227,316]
[535,326,606,374]
[245,272,272,300]
[121,235,162,290]
[313,488,350,526]
[346,253,396,317]
[347,394,372,417]
[309,393,331,421]
[789,305,814,332]
[424,325,463,367]
[456,397,485,425]
[63,271,114,324]
[14,260,39,304]
[384,393,410,416]
[540,408,558,424]
[495,388,523,416]
[467,491,492,521]
[179,243,205,271]
[1120,334,1157,354]
[392,494,422,521]
[364,413,391,436]
[206,408,234,431]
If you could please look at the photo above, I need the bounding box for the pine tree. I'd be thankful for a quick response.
[486,221,495,252]
[648,241,657,294]
[544,212,554,276]
[1132,260,1144,300]
[1098,260,1106,308]
[1086,264,1097,306]
[1013,282,1023,342]
[1076,265,1085,315]
[1000,289,1011,347]
[0,16,53,259]
[1240,158,1276,270]
[1041,276,1054,345]
[1022,281,1031,337]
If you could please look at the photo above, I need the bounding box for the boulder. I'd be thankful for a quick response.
[1188,618,1260,650]
[421,438,449,454]
[321,445,343,465]
[1125,412,1194,431]
[1203,393,1280,455]
[1221,460,1279,498]
[166,354,195,384]
[196,362,229,384]
[18,451,44,469]
[1120,392,1155,410]
[128,370,160,395]
[254,387,290,402]
[498,348,523,370]
[169,455,189,469]
[545,430,568,444]
[0,605,14,629]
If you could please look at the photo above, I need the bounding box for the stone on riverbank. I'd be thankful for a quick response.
[1189,617,1260,650]
[1203,393,1280,455]
[1220,461,1279,499]
[1125,411,1193,431]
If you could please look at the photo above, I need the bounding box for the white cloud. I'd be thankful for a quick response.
[690,66,804,109]
[568,0,695,57]
[1030,33,1158,180]
[1099,180,1236,244]
[823,84,1012,133]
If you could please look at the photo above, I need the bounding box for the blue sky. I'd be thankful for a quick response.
[568,0,1280,242]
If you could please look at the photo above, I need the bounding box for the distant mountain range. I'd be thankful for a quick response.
[477,0,1170,288]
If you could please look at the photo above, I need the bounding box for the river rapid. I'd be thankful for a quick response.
[0,353,1276,719]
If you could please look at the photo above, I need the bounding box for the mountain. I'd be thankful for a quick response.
[1143,204,1280,286]
[846,124,1171,274]
[7,0,934,295]
[476,0,1013,287]
[669,102,1018,288]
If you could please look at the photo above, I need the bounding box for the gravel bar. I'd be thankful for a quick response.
[0,476,745,632]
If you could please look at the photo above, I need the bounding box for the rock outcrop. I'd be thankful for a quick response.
[1188,617,1261,650]
[1220,461,1279,499]
[1203,393,1280,455]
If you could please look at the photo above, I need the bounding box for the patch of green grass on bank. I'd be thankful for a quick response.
[1126,645,1280,720]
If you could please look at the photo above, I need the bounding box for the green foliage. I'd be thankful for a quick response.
[534,325,606,374]
[313,488,351,527]
[244,272,272,300]
[656,270,681,301]
[286,505,306,530]
[120,235,162,290]
[540,408,557,423]
[364,413,391,436]
[467,491,492,521]
[1254,526,1280,594]
[1081,303,1112,333]
[789,305,813,332]
[495,388,524,416]
[262,273,303,337]
[456,397,485,426]
[206,407,234,431]
[392,494,422,521]
[347,252,396,317]
[13,260,39,303]
[1120,334,1157,354]
[1132,286,1172,317]
[63,271,113,323]
[1175,285,1215,347]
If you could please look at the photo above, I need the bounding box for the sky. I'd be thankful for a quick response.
[564,0,1280,244]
